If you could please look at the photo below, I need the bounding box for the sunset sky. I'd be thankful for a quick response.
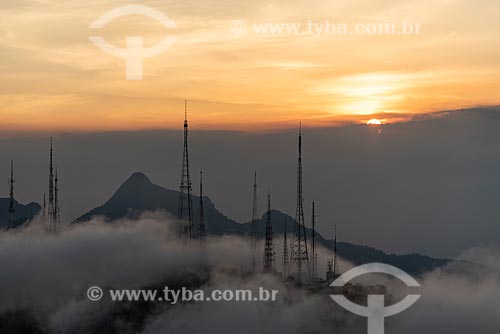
[1,0,500,132]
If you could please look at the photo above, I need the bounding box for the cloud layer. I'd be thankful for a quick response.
[0,214,499,333]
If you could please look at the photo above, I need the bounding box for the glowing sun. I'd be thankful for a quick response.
[366,119,383,125]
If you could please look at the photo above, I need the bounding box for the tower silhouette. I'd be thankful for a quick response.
[290,124,310,283]
[310,201,317,281]
[8,160,15,229]
[327,224,340,281]
[250,171,258,273]
[282,218,289,280]
[177,100,193,240]
[47,137,56,233]
[263,192,275,272]
[54,168,60,231]
[198,171,206,242]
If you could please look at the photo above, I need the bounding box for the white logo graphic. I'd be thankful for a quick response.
[330,263,421,334]
[89,5,178,80]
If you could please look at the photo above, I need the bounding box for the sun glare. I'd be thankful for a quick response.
[366,119,383,125]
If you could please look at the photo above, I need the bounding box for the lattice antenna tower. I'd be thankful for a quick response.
[263,191,275,272]
[47,137,55,233]
[333,224,340,279]
[311,202,317,281]
[8,160,15,229]
[198,171,206,242]
[177,100,194,240]
[282,218,289,280]
[290,123,310,283]
[54,168,60,232]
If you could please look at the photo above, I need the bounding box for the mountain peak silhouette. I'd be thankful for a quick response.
[111,172,154,201]
[76,172,241,234]
[123,172,151,185]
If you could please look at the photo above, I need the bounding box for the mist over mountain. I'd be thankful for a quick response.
[76,172,449,275]
[0,213,498,334]
[2,107,500,257]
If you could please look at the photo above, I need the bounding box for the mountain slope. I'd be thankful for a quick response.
[75,172,242,234]
[0,199,41,228]
[247,209,449,275]
[75,172,450,275]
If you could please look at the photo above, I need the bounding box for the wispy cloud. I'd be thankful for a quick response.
[1,0,500,131]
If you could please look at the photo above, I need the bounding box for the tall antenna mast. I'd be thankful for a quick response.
[8,160,15,229]
[250,171,258,274]
[282,218,289,280]
[326,224,339,281]
[290,123,310,283]
[333,224,339,279]
[54,168,60,232]
[311,201,317,282]
[47,137,55,233]
[198,171,206,243]
[263,191,275,272]
[177,100,193,240]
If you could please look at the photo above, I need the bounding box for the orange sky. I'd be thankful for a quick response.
[1,0,500,132]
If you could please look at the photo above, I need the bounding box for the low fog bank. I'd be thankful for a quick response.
[0,213,499,333]
[394,253,500,333]
[0,212,249,312]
